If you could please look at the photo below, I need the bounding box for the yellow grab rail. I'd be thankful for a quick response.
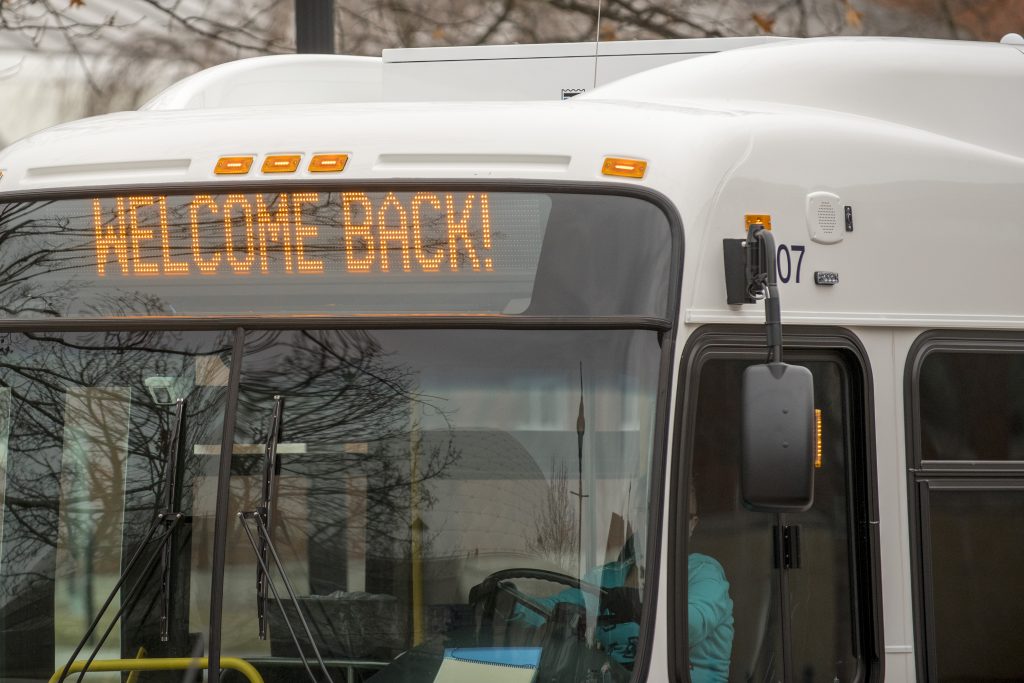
[49,658,264,683]
[124,647,147,683]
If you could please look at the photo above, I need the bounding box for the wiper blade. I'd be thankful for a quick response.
[161,398,187,642]
[257,395,284,640]
[240,395,334,683]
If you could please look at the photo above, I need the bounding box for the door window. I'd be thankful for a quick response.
[683,346,871,683]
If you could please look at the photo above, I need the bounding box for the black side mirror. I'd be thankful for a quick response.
[741,362,815,512]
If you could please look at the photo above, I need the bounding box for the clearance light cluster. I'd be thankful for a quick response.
[214,153,349,176]
[602,157,647,179]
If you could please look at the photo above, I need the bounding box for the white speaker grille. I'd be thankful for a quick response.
[806,192,843,245]
[817,203,836,233]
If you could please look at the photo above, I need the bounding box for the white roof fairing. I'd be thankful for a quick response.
[142,55,384,110]
[589,37,1024,158]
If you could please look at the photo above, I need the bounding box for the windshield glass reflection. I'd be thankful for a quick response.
[224,328,661,683]
[0,330,232,682]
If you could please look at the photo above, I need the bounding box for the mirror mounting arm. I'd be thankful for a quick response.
[746,224,783,363]
[725,223,817,513]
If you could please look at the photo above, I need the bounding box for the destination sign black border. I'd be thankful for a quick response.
[0,179,683,325]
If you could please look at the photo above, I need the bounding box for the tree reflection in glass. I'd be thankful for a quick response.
[0,330,232,681]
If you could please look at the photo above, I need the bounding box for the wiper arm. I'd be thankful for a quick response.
[239,511,335,683]
[57,398,188,682]
[257,395,284,640]
[73,514,183,683]
[161,398,187,642]
[239,395,334,683]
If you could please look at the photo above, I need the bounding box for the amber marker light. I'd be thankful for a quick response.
[602,157,647,179]
[309,153,349,173]
[814,409,823,469]
[745,214,773,231]
[214,156,254,175]
[262,155,301,173]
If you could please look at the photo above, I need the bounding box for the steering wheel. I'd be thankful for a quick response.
[469,568,607,622]
[467,568,639,682]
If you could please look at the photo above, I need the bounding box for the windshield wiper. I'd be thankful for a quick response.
[57,399,187,682]
[161,398,187,642]
[239,511,334,683]
[239,395,334,683]
[257,395,284,640]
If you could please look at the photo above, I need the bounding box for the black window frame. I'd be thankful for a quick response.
[0,179,683,683]
[0,179,678,322]
[904,330,1024,681]
[672,325,883,683]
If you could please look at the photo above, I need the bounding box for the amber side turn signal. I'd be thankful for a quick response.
[602,157,647,178]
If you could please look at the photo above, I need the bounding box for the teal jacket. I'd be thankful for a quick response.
[513,553,733,677]
[514,559,639,666]
[688,553,734,683]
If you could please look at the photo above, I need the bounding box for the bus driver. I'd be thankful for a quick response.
[686,485,734,683]
[513,483,733,681]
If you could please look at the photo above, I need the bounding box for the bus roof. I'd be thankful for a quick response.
[0,36,1020,193]
[139,36,784,110]
[590,36,1024,159]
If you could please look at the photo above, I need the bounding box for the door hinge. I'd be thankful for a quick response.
[773,524,802,570]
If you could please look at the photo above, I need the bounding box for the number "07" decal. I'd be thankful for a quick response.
[776,244,805,284]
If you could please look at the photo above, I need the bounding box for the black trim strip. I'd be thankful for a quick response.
[208,327,245,683]
[915,480,937,682]
[0,179,682,325]
[0,178,675,211]
[671,325,883,683]
[0,315,670,333]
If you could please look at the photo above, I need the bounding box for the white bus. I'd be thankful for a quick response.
[0,35,1021,683]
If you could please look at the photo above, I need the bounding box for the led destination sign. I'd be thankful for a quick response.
[0,188,672,319]
[90,191,523,278]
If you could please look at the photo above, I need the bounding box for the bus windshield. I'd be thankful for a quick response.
[0,187,674,683]
[0,327,662,683]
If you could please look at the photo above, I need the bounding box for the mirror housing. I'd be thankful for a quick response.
[741,362,815,512]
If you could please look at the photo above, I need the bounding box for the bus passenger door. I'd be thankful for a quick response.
[678,331,879,683]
